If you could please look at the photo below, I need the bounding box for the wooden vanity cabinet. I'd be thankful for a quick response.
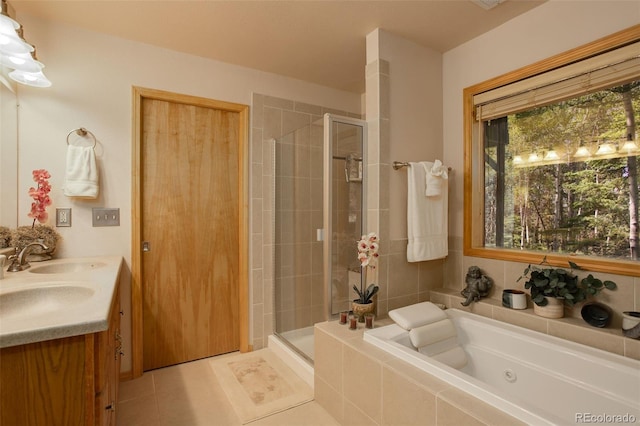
[0,285,121,426]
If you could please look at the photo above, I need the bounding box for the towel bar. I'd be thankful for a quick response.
[393,161,452,171]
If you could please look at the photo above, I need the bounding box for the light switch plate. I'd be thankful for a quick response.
[56,208,72,227]
[92,208,120,227]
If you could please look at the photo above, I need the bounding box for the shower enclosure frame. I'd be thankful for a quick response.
[323,113,368,321]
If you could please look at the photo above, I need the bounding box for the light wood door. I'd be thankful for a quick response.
[141,97,241,371]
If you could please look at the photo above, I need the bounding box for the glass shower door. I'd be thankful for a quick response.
[273,113,366,363]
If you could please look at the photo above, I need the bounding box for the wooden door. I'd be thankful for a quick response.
[140,96,241,371]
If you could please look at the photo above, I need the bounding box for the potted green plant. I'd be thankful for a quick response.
[518,259,617,319]
[352,232,380,322]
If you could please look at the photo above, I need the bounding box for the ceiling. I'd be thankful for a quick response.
[11,0,546,93]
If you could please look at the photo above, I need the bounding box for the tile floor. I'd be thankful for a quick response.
[117,352,339,426]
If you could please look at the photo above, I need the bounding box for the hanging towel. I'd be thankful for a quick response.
[407,162,448,262]
[424,159,448,197]
[63,145,99,198]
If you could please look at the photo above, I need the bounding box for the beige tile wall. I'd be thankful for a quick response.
[314,321,524,426]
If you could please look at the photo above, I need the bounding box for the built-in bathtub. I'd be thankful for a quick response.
[364,309,640,425]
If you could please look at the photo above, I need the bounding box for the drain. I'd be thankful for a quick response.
[503,369,517,383]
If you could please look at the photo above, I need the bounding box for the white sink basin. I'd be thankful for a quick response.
[0,285,95,320]
[28,261,107,274]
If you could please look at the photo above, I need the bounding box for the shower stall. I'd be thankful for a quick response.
[273,114,366,363]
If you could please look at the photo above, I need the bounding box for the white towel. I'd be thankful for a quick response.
[388,301,447,330]
[407,161,448,262]
[63,145,99,198]
[424,160,448,197]
[409,319,457,348]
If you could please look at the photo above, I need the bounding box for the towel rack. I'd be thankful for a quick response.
[66,127,97,148]
[393,161,452,171]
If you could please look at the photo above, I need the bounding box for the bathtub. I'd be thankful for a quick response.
[364,309,640,425]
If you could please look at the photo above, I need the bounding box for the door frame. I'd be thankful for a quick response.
[131,86,250,378]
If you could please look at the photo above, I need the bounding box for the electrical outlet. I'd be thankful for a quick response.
[92,208,120,227]
[56,208,72,227]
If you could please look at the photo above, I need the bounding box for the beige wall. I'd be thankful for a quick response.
[442,1,640,324]
[366,29,446,317]
[10,14,360,373]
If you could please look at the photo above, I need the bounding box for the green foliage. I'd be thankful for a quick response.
[486,80,640,260]
[518,259,617,306]
[352,283,379,304]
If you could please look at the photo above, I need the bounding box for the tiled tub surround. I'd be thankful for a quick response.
[314,320,523,426]
[430,288,640,361]
[364,309,640,425]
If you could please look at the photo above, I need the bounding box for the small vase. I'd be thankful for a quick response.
[352,301,375,323]
[533,296,564,319]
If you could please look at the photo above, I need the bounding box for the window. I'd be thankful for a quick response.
[464,26,640,277]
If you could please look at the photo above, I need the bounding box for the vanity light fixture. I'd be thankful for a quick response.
[621,139,639,154]
[0,0,50,87]
[573,146,591,158]
[595,142,616,156]
[544,149,560,161]
[528,152,540,163]
[0,4,31,56]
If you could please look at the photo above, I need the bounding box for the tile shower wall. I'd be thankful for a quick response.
[250,93,360,350]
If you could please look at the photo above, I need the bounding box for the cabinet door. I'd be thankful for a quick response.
[95,286,121,426]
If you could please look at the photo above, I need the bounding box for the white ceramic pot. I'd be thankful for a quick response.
[622,311,640,339]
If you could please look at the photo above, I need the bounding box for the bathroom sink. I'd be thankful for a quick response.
[28,261,107,274]
[0,285,95,320]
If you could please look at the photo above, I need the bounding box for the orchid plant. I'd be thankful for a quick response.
[354,232,380,304]
[28,169,52,227]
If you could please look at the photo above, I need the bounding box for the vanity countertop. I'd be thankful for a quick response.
[0,256,123,348]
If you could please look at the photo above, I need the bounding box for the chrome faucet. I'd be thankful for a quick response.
[6,242,49,272]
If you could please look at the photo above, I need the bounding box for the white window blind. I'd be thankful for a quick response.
[474,41,640,122]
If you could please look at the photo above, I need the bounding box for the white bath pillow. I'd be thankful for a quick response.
[431,346,468,370]
[409,319,457,348]
[416,336,459,357]
[388,302,447,330]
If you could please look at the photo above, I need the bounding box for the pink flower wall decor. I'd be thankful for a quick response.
[28,169,52,227]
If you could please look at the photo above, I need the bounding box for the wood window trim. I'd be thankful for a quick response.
[463,24,640,277]
[130,87,250,378]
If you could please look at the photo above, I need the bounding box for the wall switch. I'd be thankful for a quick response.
[56,208,72,227]
[92,208,120,227]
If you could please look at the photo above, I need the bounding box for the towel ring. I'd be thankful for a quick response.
[66,127,97,148]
